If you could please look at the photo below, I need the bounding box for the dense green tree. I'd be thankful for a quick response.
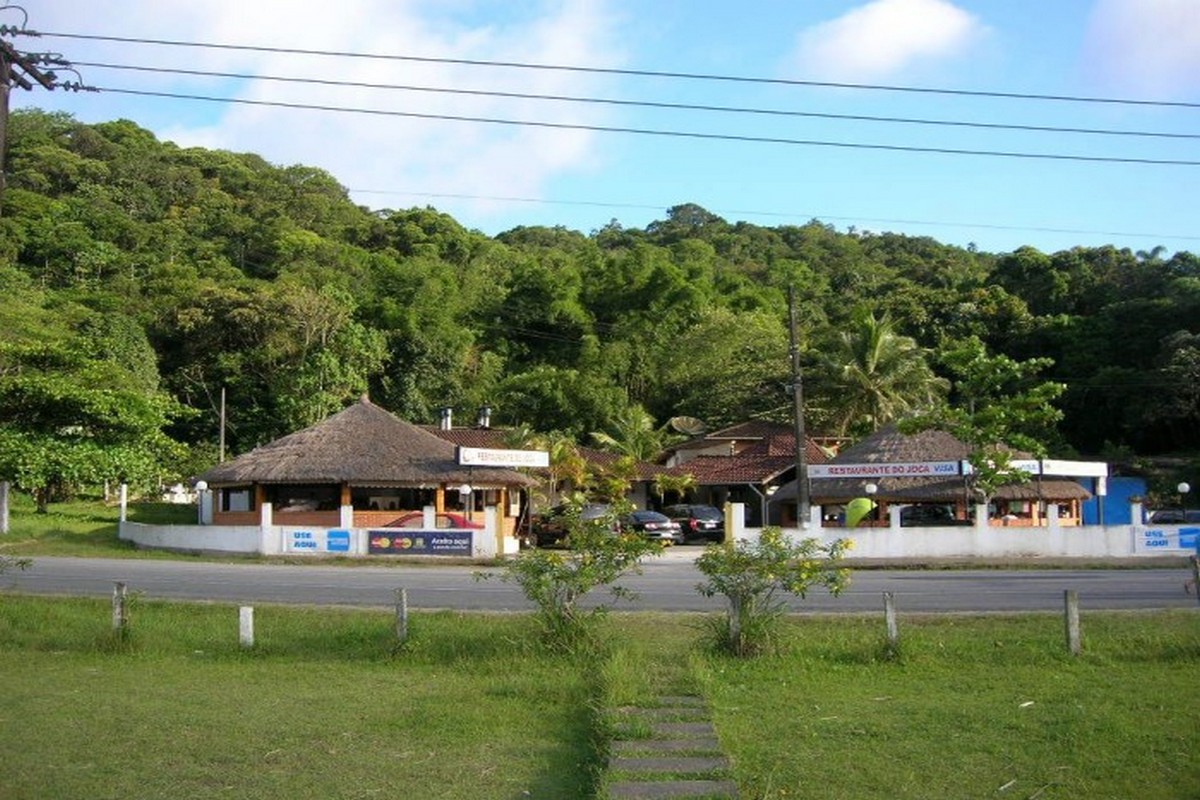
[0,332,186,510]
[4,107,1199,465]
[655,307,791,429]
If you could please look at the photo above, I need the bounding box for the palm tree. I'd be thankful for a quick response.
[825,311,948,436]
[590,405,681,462]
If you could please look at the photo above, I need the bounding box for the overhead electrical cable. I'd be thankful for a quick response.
[32,29,1200,110]
[348,191,1200,242]
[74,61,1200,141]
[96,87,1200,167]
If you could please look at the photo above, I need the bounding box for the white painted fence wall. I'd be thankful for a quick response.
[121,502,1197,561]
[724,503,1198,560]
[120,506,502,559]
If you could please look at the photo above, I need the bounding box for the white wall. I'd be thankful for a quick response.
[120,507,507,559]
[723,503,1197,560]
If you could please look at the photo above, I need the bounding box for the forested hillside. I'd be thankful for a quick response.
[2,109,1197,495]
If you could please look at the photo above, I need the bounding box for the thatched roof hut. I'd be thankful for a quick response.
[199,397,534,489]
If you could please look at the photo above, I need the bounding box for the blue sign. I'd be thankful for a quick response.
[368,530,473,556]
[291,530,318,550]
[327,529,351,553]
[1181,528,1200,551]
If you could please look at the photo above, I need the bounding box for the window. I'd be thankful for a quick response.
[221,488,254,513]
[351,487,435,511]
[265,484,339,512]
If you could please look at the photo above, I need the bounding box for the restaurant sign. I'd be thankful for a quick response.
[808,461,961,479]
[457,446,549,468]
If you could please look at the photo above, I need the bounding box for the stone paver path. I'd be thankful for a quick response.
[605,695,738,799]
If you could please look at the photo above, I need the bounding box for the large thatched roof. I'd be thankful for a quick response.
[199,397,536,487]
[773,425,1090,504]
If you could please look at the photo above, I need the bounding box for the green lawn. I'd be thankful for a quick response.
[1,596,1197,799]
[1,493,197,559]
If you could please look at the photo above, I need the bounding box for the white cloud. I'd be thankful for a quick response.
[1083,0,1200,97]
[787,0,987,82]
[16,1,626,218]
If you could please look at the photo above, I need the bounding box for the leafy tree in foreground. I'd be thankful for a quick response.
[696,528,850,657]
[0,339,187,511]
[906,337,1065,504]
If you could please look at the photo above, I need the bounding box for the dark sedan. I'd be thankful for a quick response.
[663,504,726,543]
[621,510,683,544]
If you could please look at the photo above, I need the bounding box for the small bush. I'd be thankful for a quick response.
[696,527,850,657]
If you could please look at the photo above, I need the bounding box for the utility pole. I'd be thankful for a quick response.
[788,286,811,526]
[1,24,56,215]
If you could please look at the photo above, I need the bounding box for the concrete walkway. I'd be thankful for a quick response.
[606,695,738,799]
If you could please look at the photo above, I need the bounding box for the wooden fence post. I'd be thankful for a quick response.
[112,581,128,635]
[395,588,409,645]
[239,606,255,649]
[1064,589,1081,656]
[883,592,900,654]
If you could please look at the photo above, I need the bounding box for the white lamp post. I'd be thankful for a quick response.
[195,480,208,525]
[865,482,878,522]
[1179,482,1191,518]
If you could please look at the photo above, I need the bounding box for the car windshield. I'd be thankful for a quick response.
[631,511,669,522]
[691,506,722,521]
[580,503,611,520]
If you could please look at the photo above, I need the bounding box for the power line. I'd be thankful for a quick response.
[96,87,1200,167]
[32,29,1200,110]
[74,61,1200,141]
[348,190,1200,242]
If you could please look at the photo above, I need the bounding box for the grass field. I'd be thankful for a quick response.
[1,594,1197,799]
[1,493,195,559]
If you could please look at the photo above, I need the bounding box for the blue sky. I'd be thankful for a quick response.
[7,0,1199,254]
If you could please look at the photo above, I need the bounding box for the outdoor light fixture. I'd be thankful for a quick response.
[1179,482,1191,516]
[194,480,208,525]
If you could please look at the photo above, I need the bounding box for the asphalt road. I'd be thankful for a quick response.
[3,553,1198,614]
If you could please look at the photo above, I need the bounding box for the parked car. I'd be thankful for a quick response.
[530,502,613,547]
[899,504,965,527]
[663,504,725,543]
[620,510,683,544]
[1148,509,1200,524]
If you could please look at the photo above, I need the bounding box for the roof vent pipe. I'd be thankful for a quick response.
[440,407,453,431]
[477,405,492,429]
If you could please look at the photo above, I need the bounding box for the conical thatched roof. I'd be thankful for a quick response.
[774,425,1089,503]
[199,397,536,487]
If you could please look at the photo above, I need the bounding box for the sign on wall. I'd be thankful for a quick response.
[1134,526,1200,553]
[286,529,352,553]
[368,530,473,556]
[808,461,961,479]
[457,446,549,468]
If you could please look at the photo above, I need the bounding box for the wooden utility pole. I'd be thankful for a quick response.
[0,33,56,214]
[788,286,811,525]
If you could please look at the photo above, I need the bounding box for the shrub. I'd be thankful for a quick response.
[486,499,663,653]
[695,527,850,657]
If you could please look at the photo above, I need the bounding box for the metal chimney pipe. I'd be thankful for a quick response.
[440,407,453,430]
[477,405,492,429]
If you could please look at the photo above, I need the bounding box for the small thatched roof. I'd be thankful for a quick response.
[199,397,536,488]
[772,425,1090,504]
